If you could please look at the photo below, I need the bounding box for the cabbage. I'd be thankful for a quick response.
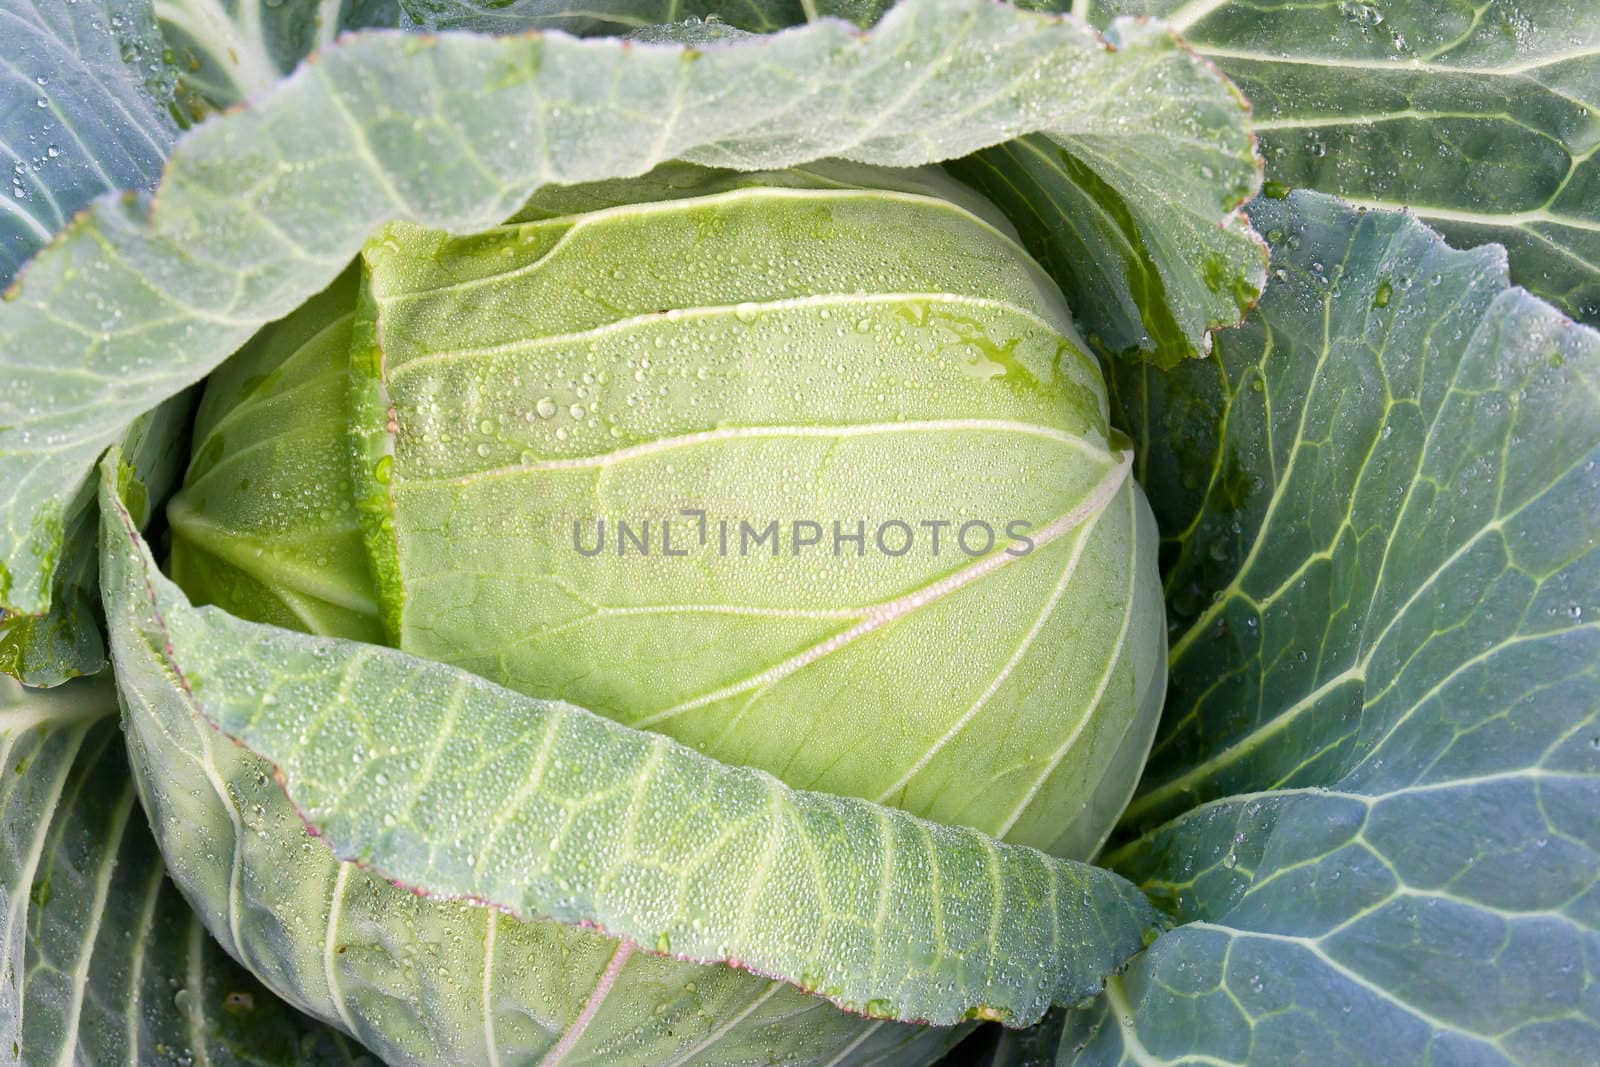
[167,163,1165,859]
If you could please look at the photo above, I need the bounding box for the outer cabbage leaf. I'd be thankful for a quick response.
[397,1,955,34]
[0,0,1260,621]
[0,0,178,286]
[1080,0,1600,327]
[398,0,809,34]
[102,458,1162,1040]
[0,0,187,685]
[154,0,403,110]
[0,675,368,1066]
[1006,193,1600,1064]
[0,392,192,686]
[947,118,1265,368]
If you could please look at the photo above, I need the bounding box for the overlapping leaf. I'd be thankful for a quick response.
[404,0,1275,368]
[1006,193,1600,1064]
[1081,0,1600,326]
[111,556,960,1067]
[948,122,1264,368]
[0,676,368,1066]
[101,464,1162,1031]
[0,0,1261,623]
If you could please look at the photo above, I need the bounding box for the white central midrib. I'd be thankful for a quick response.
[183,917,211,1067]
[481,909,501,1067]
[398,418,1113,490]
[122,861,167,1064]
[322,864,360,1037]
[634,451,1133,726]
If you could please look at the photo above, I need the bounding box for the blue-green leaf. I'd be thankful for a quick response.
[0,0,177,284]
[0,676,369,1065]
[155,0,403,111]
[1081,0,1600,326]
[1040,192,1600,1065]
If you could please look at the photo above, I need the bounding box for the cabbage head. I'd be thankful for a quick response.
[166,163,1167,859]
[124,163,1166,1063]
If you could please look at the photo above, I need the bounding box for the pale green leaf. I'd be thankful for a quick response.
[118,511,950,1066]
[397,0,809,34]
[410,1,1272,366]
[408,1,1273,368]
